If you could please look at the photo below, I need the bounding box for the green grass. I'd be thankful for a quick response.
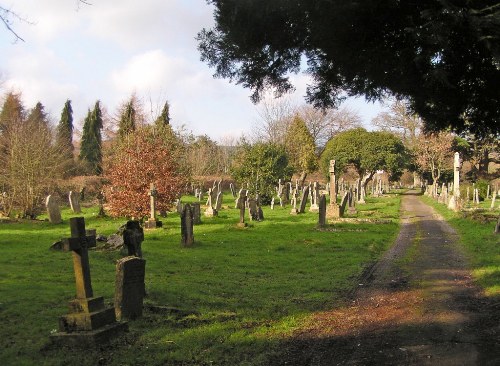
[0,192,403,365]
[420,195,500,297]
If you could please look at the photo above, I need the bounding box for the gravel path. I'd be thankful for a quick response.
[273,191,500,365]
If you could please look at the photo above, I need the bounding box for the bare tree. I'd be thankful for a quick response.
[252,94,295,144]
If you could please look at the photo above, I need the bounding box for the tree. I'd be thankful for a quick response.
[104,126,185,219]
[0,97,62,217]
[413,132,454,195]
[56,99,74,160]
[155,100,171,128]
[283,114,318,184]
[198,1,500,137]
[321,128,408,200]
[231,142,292,204]
[117,95,141,140]
[79,101,103,175]
[186,134,223,176]
[252,94,294,144]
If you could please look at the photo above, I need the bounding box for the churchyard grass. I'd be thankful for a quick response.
[0,192,402,365]
[420,195,500,296]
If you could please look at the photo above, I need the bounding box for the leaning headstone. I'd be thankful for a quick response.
[215,191,223,211]
[318,194,327,227]
[115,256,146,321]
[192,203,202,224]
[181,204,194,247]
[46,195,62,224]
[299,186,309,213]
[68,191,81,213]
[339,191,349,216]
[230,183,236,198]
[50,217,127,347]
[123,221,144,257]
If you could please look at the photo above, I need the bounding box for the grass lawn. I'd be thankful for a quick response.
[420,195,500,296]
[2,192,402,365]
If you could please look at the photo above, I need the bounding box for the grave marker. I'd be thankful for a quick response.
[144,183,162,229]
[115,256,146,321]
[181,204,195,247]
[318,194,327,227]
[123,220,144,257]
[46,195,62,224]
[69,190,81,213]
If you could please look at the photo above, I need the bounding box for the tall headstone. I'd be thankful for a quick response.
[46,195,62,224]
[326,160,341,218]
[68,190,81,213]
[309,182,320,212]
[290,189,299,215]
[192,203,202,224]
[215,191,223,211]
[248,198,259,220]
[237,192,247,227]
[115,256,146,321]
[230,183,236,198]
[452,152,460,198]
[50,217,127,347]
[318,194,327,227]
[181,204,194,247]
[123,220,144,257]
[204,188,217,217]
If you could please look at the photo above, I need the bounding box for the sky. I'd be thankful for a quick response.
[0,0,386,142]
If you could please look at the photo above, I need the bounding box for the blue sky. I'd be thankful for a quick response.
[0,0,385,141]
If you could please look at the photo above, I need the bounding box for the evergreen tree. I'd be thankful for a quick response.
[56,100,74,159]
[155,100,171,128]
[26,102,49,127]
[118,99,136,140]
[0,92,24,133]
[79,101,103,175]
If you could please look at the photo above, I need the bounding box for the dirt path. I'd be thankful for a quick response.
[272,191,500,365]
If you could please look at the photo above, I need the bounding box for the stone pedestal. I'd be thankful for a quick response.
[309,203,319,212]
[204,207,217,217]
[326,203,340,218]
[290,208,298,215]
[144,219,162,229]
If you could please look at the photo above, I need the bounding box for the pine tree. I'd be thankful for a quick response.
[155,100,171,128]
[26,102,49,127]
[0,92,24,133]
[56,100,74,160]
[118,99,136,140]
[79,101,103,175]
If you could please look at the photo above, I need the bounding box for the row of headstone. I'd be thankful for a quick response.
[46,191,83,224]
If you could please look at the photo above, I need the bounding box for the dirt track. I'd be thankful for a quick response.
[272,191,500,365]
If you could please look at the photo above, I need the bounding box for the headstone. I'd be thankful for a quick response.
[181,204,194,247]
[309,182,320,212]
[329,160,337,204]
[192,203,201,224]
[115,256,146,321]
[123,220,144,257]
[339,191,349,216]
[204,188,217,217]
[452,153,460,198]
[270,197,275,210]
[318,194,327,227]
[97,190,106,217]
[176,199,183,214]
[347,189,357,215]
[79,187,86,201]
[299,186,309,213]
[46,195,62,224]
[144,183,162,229]
[255,194,264,221]
[50,217,127,347]
[237,193,247,227]
[215,191,223,211]
[248,198,259,220]
[290,188,299,215]
[230,183,236,198]
[495,215,500,234]
[68,191,81,213]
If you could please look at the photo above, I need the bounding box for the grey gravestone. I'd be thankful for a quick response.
[192,203,201,224]
[248,198,259,221]
[68,191,81,213]
[123,220,144,257]
[339,191,349,217]
[50,217,126,347]
[299,186,309,213]
[230,183,236,198]
[46,195,62,224]
[255,194,264,221]
[115,256,146,320]
[318,194,327,227]
[215,191,223,211]
[181,204,194,247]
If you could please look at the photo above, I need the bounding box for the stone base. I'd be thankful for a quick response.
[204,208,218,217]
[290,208,298,215]
[326,204,340,218]
[237,222,248,228]
[144,219,162,229]
[347,207,357,215]
[59,307,117,332]
[309,204,319,212]
[50,321,128,348]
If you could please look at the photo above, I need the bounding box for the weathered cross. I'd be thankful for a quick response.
[149,183,157,220]
[329,159,337,204]
[62,217,97,300]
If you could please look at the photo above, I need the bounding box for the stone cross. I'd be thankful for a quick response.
[453,152,461,198]
[149,183,157,220]
[61,217,97,299]
[329,160,337,204]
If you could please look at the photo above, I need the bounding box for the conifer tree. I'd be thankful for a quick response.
[118,99,136,140]
[155,100,171,128]
[0,92,24,133]
[26,102,49,127]
[56,100,74,159]
[79,101,103,175]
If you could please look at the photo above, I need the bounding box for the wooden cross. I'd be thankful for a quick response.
[62,217,96,300]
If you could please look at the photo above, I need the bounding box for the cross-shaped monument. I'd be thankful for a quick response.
[327,159,341,218]
[144,183,162,228]
[50,217,127,347]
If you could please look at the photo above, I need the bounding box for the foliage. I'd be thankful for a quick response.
[117,97,138,140]
[321,128,408,183]
[79,101,103,175]
[186,134,224,176]
[154,100,171,128]
[0,96,63,217]
[413,132,454,187]
[283,114,318,183]
[231,142,292,203]
[104,126,186,218]
[55,99,74,160]
[198,1,500,136]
